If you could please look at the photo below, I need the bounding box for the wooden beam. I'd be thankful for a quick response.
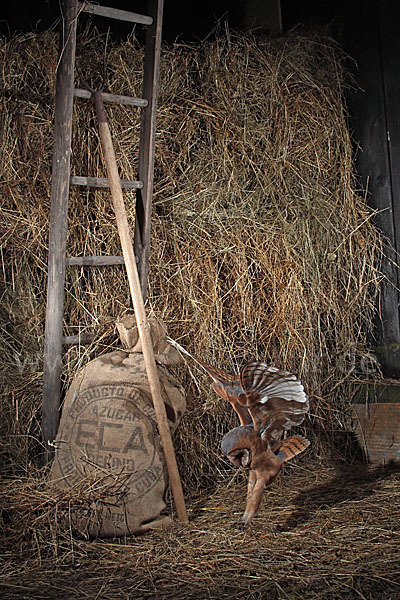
[376,0,400,375]
[80,2,153,25]
[42,0,78,461]
[70,175,143,189]
[66,255,125,266]
[94,90,188,524]
[345,0,400,377]
[63,333,97,345]
[74,88,148,107]
[380,0,400,289]
[134,0,164,301]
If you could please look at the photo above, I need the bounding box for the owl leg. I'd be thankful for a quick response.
[232,400,252,426]
[240,470,265,526]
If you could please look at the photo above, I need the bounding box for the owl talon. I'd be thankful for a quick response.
[235,519,250,530]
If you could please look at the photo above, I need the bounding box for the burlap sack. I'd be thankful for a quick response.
[49,317,185,537]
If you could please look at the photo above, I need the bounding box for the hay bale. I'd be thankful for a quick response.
[0,29,382,485]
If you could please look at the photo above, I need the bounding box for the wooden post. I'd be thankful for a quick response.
[345,0,400,377]
[42,0,78,461]
[94,92,188,524]
[134,0,164,301]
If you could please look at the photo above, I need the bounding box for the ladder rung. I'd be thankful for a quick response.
[66,256,125,266]
[80,2,153,25]
[63,333,97,346]
[74,88,148,108]
[70,176,143,189]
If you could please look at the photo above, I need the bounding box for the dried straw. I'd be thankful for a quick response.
[1,463,399,599]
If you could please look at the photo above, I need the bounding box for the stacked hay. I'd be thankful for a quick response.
[0,29,381,489]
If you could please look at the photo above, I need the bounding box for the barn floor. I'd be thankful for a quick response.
[1,460,400,600]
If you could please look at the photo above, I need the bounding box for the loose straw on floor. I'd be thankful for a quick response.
[94,90,188,524]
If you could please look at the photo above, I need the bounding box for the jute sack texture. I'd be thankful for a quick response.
[49,317,186,537]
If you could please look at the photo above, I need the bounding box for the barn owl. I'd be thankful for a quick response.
[167,340,310,526]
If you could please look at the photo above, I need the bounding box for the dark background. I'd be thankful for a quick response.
[1,1,352,42]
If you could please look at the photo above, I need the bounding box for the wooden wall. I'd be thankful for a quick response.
[344,0,400,378]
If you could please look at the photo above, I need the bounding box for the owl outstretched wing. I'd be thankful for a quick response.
[239,362,309,441]
[167,338,251,425]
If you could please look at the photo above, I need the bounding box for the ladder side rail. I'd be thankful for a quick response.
[42,0,78,461]
[134,0,164,301]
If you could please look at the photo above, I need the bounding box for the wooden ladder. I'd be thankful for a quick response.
[42,0,163,460]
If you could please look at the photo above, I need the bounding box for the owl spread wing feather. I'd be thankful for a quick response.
[239,362,309,440]
[166,338,251,425]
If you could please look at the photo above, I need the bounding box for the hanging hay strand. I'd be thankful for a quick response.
[0,27,393,599]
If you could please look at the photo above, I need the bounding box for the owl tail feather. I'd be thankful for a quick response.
[273,436,310,462]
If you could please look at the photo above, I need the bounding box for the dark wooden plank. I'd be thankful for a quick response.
[242,0,282,34]
[80,2,153,25]
[353,402,400,464]
[74,88,148,107]
[345,0,400,377]
[66,255,125,266]
[70,175,143,189]
[380,0,400,285]
[134,0,164,301]
[376,0,400,376]
[42,0,78,461]
[353,382,400,404]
